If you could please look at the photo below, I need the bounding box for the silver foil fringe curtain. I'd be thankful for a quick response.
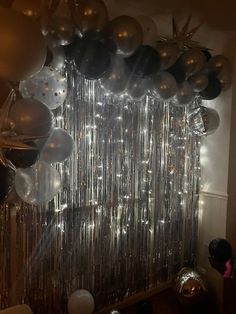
[0,61,200,313]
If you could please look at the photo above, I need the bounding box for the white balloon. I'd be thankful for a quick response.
[68,290,95,314]
[19,66,67,110]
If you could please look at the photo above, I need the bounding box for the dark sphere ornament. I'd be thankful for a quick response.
[0,164,14,203]
[74,38,111,80]
[175,267,207,306]
[125,45,160,78]
[200,74,222,100]
[4,141,39,169]
[167,58,186,84]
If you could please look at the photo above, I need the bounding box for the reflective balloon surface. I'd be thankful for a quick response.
[0,164,14,203]
[189,72,208,92]
[176,81,194,105]
[19,67,67,110]
[188,106,220,136]
[45,44,65,72]
[40,128,74,163]
[135,16,158,45]
[68,290,95,314]
[218,70,232,91]
[125,45,160,78]
[9,98,53,136]
[175,267,207,306]
[15,161,61,205]
[74,38,111,80]
[0,8,46,81]
[153,71,177,100]
[181,49,206,76]
[101,57,129,94]
[208,55,231,75]
[156,42,179,70]
[167,58,186,84]
[12,0,43,18]
[127,76,148,100]
[107,15,143,57]
[48,17,75,46]
[73,0,108,36]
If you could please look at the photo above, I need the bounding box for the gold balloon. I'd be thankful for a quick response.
[12,0,44,18]
[47,0,75,46]
[0,8,46,81]
[0,0,14,7]
[72,0,108,36]
[107,16,143,57]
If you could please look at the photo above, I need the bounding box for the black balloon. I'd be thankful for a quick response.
[200,74,222,100]
[4,141,39,168]
[83,30,116,53]
[167,58,186,84]
[0,164,14,203]
[125,45,160,78]
[74,38,111,80]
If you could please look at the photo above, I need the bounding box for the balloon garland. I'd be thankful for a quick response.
[0,1,232,208]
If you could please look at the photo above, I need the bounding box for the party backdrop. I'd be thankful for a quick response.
[0,62,200,313]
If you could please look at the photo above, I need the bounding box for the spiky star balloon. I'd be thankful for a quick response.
[160,16,205,51]
[0,90,44,170]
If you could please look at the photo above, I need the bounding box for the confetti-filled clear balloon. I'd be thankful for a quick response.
[101,57,129,94]
[40,128,74,163]
[188,106,220,136]
[68,290,95,314]
[153,71,177,100]
[15,161,61,205]
[19,67,67,110]
[176,81,194,106]
[156,42,179,70]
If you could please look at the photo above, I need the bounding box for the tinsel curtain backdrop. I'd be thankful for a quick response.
[0,61,200,312]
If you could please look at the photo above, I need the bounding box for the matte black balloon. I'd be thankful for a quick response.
[74,38,111,79]
[125,45,160,78]
[167,58,186,84]
[64,38,82,60]
[83,30,116,53]
[4,142,39,168]
[200,74,222,100]
[0,164,14,203]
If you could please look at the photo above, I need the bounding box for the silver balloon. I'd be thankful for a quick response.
[153,71,177,100]
[156,42,179,70]
[188,106,220,136]
[189,72,208,92]
[127,76,148,100]
[175,268,207,306]
[100,57,129,95]
[110,311,120,314]
[48,16,75,46]
[68,290,95,314]
[176,81,194,105]
[40,128,74,163]
[217,70,232,91]
[181,49,206,76]
[208,55,231,76]
[19,66,67,110]
[15,161,61,205]
[46,37,66,72]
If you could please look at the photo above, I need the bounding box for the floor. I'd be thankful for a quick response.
[122,289,219,314]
